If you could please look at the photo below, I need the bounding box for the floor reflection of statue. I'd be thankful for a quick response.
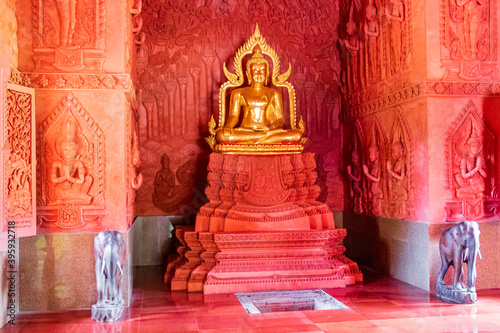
[347,149,363,213]
[455,128,486,199]
[216,46,302,145]
[385,0,404,69]
[456,0,485,59]
[49,120,92,205]
[386,141,408,201]
[55,0,78,46]
[363,143,383,214]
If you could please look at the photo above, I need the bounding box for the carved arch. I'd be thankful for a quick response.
[388,107,413,202]
[444,100,496,200]
[37,93,106,208]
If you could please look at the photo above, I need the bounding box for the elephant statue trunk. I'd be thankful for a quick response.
[436,221,482,304]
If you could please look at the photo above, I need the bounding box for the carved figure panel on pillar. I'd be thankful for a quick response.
[37,93,106,230]
[444,100,497,221]
[363,120,386,216]
[339,2,360,97]
[346,120,365,214]
[386,109,413,219]
[385,0,404,72]
[339,0,412,106]
[3,79,36,237]
[440,0,495,80]
[364,0,380,83]
[32,0,106,71]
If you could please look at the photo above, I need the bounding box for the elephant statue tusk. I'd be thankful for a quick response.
[478,248,483,260]
[117,260,124,275]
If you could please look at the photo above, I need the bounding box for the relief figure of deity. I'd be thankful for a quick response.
[386,140,408,201]
[455,127,486,199]
[385,0,404,70]
[456,0,486,59]
[341,14,360,92]
[364,0,380,80]
[347,149,363,214]
[55,0,78,46]
[49,120,93,205]
[363,140,383,216]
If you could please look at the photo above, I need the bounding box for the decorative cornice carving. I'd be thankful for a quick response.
[340,81,500,122]
[21,73,133,90]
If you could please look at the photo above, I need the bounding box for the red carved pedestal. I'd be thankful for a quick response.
[172,153,362,294]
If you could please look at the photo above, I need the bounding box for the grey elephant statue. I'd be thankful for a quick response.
[436,221,482,304]
[91,231,126,322]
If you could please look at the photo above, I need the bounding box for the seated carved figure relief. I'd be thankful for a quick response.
[37,93,106,230]
[49,119,93,205]
[206,25,306,155]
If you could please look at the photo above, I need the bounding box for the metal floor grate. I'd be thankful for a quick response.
[236,289,348,314]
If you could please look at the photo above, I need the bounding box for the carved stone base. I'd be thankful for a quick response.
[37,205,107,231]
[91,300,125,322]
[204,229,358,294]
[171,231,204,291]
[444,197,499,222]
[436,284,477,304]
[164,225,192,284]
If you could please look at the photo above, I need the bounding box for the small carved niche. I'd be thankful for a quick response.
[37,93,106,229]
[386,108,413,219]
[444,100,497,221]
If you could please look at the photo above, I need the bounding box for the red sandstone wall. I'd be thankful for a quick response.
[134,0,345,217]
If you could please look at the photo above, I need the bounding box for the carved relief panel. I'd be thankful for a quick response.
[444,100,497,221]
[37,93,106,229]
[346,120,365,214]
[1,69,37,237]
[362,118,387,216]
[32,0,106,71]
[385,109,413,219]
[339,0,412,106]
[135,0,343,216]
[440,0,497,80]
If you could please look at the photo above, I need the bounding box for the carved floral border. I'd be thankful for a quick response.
[340,81,500,122]
[21,73,133,90]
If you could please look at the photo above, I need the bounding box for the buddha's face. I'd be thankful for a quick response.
[249,62,267,85]
[61,141,77,162]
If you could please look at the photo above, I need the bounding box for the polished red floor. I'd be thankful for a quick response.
[2,266,500,332]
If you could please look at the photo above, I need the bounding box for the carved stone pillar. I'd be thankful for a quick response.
[176,74,188,135]
[165,80,177,136]
[202,51,216,123]
[154,92,166,135]
[189,63,202,131]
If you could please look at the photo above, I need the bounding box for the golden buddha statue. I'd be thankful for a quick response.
[206,25,306,154]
